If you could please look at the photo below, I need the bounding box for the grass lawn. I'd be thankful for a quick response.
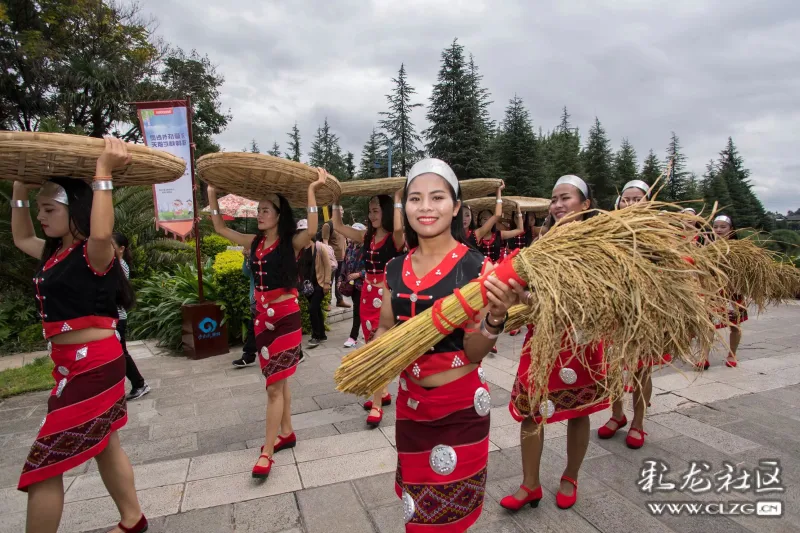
[0,357,54,398]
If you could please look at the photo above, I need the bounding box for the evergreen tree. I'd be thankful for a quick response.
[358,129,388,179]
[581,117,615,209]
[613,138,639,192]
[247,139,260,153]
[494,95,537,196]
[309,118,346,178]
[424,39,493,177]
[285,123,301,162]
[345,152,356,180]
[549,107,583,187]
[701,159,732,215]
[267,142,281,157]
[533,129,555,195]
[716,137,771,229]
[379,63,423,176]
[640,150,662,186]
[664,132,690,202]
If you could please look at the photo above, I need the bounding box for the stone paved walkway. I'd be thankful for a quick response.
[1,303,800,532]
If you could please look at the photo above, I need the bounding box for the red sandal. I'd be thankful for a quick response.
[363,393,392,411]
[556,475,578,509]
[499,484,542,511]
[695,360,710,371]
[366,407,383,428]
[626,427,647,449]
[597,415,628,439]
[252,453,274,479]
[118,515,148,533]
[261,432,296,454]
[725,356,737,368]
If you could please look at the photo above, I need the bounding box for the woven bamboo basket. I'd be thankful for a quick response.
[339,177,501,200]
[196,152,341,207]
[0,131,186,186]
[465,196,550,215]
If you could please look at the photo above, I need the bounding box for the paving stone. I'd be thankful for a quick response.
[197,422,267,452]
[187,447,295,481]
[334,410,397,434]
[150,410,244,440]
[672,381,749,404]
[297,482,375,533]
[651,373,716,392]
[369,504,405,533]
[294,429,391,463]
[145,383,195,401]
[487,448,523,482]
[544,436,611,461]
[298,447,396,488]
[181,465,301,511]
[721,420,800,457]
[155,386,232,409]
[164,504,234,532]
[0,485,27,514]
[679,404,744,427]
[291,404,365,431]
[236,396,320,424]
[59,483,183,532]
[129,403,196,429]
[0,406,36,425]
[471,517,525,533]
[65,458,189,502]
[481,364,515,391]
[353,472,399,510]
[649,412,761,455]
[233,492,302,533]
[574,488,675,533]
[379,425,396,447]
[313,391,360,409]
[490,386,512,407]
[124,434,198,464]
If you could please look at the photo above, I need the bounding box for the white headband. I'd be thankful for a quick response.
[406,158,460,195]
[681,208,697,214]
[37,181,69,205]
[262,193,281,210]
[554,175,588,198]
[714,215,732,225]
[622,180,650,195]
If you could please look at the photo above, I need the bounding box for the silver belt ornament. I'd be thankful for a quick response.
[429,444,457,475]
[539,399,556,419]
[474,388,491,416]
[558,367,578,385]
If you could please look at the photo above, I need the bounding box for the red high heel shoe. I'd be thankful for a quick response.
[363,393,392,411]
[725,357,737,368]
[252,454,274,479]
[626,427,647,449]
[597,415,627,439]
[695,360,710,371]
[118,515,148,533]
[366,407,383,428]
[556,476,578,509]
[500,485,542,511]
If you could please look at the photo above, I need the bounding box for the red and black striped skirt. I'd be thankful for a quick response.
[19,334,127,491]
[394,367,491,532]
[255,297,303,387]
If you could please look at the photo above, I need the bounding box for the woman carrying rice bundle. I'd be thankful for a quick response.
[698,214,746,369]
[379,158,518,532]
[206,170,327,479]
[331,192,405,427]
[597,180,669,449]
[11,138,148,533]
[501,175,608,512]
[476,205,523,264]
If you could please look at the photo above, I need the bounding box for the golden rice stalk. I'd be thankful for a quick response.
[504,305,531,333]
[334,201,730,398]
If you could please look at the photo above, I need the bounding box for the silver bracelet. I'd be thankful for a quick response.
[496,199,503,204]
[91,180,113,191]
[523,291,533,306]
[394,203,403,209]
[307,206,318,213]
[480,318,500,340]
[11,199,30,208]
[331,204,342,211]
[211,209,220,216]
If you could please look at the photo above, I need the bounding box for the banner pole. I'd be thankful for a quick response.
[185,95,205,302]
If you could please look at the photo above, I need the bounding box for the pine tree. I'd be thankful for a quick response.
[345,152,356,180]
[664,132,690,202]
[716,137,771,229]
[267,142,281,157]
[549,107,583,187]
[424,39,493,178]
[247,139,260,153]
[285,123,301,162]
[358,129,387,179]
[309,118,346,178]
[582,117,615,209]
[613,138,639,192]
[640,150,661,185]
[379,63,423,176]
[702,159,732,215]
[494,95,537,196]
[533,129,555,195]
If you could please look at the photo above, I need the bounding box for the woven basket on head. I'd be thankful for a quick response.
[0,131,186,186]
[340,177,501,200]
[196,152,341,207]
[465,196,550,216]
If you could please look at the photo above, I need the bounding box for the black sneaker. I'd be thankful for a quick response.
[127,382,151,401]
[232,357,256,368]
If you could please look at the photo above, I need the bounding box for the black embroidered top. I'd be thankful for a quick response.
[250,237,296,293]
[34,240,120,339]
[385,243,486,380]
[465,229,479,249]
[505,231,527,251]
[478,231,503,263]
[363,232,403,284]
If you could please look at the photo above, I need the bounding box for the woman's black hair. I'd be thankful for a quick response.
[112,232,134,266]
[477,209,493,227]
[463,205,476,231]
[402,178,467,249]
[249,194,298,288]
[363,195,394,248]
[38,177,136,310]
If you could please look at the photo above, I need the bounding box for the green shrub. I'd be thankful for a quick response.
[0,289,39,354]
[18,323,46,352]
[202,234,235,258]
[212,250,250,344]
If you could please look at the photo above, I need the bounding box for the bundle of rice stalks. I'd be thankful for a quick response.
[708,238,799,309]
[335,201,730,398]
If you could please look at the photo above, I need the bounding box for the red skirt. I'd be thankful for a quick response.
[19,335,127,491]
[360,278,385,342]
[509,327,609,424]
[255,297,302,387]
[395,367,490,532]
[716,295,748,329]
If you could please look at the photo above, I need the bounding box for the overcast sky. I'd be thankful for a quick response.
[138,0,800,213]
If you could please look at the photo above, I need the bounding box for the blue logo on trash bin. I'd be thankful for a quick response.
[197,317,221,340]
